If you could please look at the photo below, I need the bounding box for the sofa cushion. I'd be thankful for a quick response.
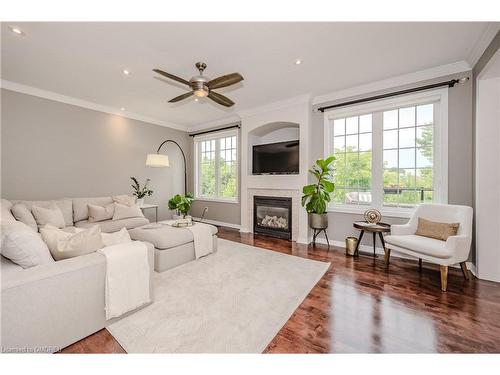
[1,199,16,224]
[75,217,149,233]
[129,223,218,250]
[102,228,132,247]
[384,234,452,259]
[88,203,115,223]
[1,221,55,268]
[113,195,136,207]
[15,199,73,227]
[11,203,38,232]
[72,197,113,223]
[32,204,66,229]
[112,203,144,221]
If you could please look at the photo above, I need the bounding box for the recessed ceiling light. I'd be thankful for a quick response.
[194,98,199,102]
[122,69,130,75]
[9,26,24,35]
[120,107,125,111]
[295,59,302,65]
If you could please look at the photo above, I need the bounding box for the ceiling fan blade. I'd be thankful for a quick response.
[153,69,191,86]
[168,91,194,103]
[207,73,243,90]
[208,91,235,107]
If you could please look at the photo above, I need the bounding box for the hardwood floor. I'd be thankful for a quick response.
[60,227,500,353]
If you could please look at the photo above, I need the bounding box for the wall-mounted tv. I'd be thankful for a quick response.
[252,140,300,175]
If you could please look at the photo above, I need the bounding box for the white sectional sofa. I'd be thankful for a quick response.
[0,195,217,352]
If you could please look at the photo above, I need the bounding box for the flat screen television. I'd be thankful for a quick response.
[252,140,300,175]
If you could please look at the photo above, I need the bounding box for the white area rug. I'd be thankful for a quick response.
[107,238,330,353]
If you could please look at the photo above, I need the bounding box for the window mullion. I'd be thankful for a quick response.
[371,112,384,209]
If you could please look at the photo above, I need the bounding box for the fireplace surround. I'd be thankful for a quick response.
[253,196,292,240]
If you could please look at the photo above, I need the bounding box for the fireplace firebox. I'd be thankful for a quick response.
[253,196,292,240]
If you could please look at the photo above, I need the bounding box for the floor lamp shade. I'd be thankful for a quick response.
[146,153,169,167]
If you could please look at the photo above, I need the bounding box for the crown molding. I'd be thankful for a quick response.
[312,60,471,106]
[0,80,187,132]
[468,22,500,68]
[236,93,312,119]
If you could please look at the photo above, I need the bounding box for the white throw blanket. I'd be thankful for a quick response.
[163,221,214,259]
[97,241,151,320]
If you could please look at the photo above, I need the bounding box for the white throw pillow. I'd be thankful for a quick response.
[11,203,38,232]
[112,195,136,207]
[32,204,66,229]
[102,227,132,247]
[88,203,115,223]
[112,203,144,221]
[40,225,104,261]
[0,221,54,268]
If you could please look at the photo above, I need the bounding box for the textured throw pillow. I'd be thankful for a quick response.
[102,227,132,247]
[112,203,144,221]
[0,221,54,268]
[32,204,66,229]
[11,203,38,232]
[1,199,16,224]
[416,217,460,241]
[41,225,104,261]
[112,195,136,207]
[88,203,115,223]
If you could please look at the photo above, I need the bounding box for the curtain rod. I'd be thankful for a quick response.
[189,123,241,137]
[317,78,468,113]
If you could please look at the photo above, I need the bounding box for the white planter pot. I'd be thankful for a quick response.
[137,198,145,206]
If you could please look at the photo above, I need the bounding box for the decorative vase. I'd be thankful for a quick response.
[345,236,358,256]
[136,198,145,207]
[308,213,328,229]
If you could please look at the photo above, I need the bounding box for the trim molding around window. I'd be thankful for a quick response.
[323,88,448,218]
[194,128,239,204]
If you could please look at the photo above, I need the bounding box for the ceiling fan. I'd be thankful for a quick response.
[153,62,243,107]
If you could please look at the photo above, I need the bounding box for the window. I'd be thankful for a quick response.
[194,130,238,202]
[324,89,448,216]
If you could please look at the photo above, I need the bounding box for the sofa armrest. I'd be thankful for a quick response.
[390,224,414,236]
[446,235,472,262]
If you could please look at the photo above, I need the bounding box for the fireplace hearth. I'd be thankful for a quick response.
[254,196,292,240]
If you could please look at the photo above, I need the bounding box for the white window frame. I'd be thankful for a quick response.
[324,88,448,218]
[194,129,239,204]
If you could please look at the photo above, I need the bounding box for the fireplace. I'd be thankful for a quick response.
[253,196,292,240]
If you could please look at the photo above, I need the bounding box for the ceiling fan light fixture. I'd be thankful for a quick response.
[194,88,208,97]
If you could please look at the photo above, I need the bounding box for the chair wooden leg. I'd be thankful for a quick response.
[460,262,470,280]
[419,258,422,271]
[440,265,448,292]
[384,248,391,266]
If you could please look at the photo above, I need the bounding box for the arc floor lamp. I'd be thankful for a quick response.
[146,139,187,196]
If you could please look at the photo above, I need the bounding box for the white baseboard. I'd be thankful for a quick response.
[193,217,241,230]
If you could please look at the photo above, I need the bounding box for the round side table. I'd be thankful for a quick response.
[352,221,391,257]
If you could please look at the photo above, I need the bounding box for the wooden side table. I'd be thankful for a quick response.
[352,221,391,257]
[140,204,159,223]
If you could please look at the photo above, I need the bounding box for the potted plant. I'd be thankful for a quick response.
[168,194,194,218]
[301,156,335,230]
[131,177,153,206]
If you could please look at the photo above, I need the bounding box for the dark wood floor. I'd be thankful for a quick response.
[61,227,500,353]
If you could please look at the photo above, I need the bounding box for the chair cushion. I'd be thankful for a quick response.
[75,217,149,233]
[384,234,452,259]
[129,223,218,250]
[416,217,459,241]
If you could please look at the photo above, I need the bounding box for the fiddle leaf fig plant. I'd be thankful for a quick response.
[168,194,194,218]
[301,156,336,214]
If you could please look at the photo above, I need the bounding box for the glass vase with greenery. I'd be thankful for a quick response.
[168,194,194,218]
[301,157,335,229]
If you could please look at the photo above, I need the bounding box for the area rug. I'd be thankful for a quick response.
[107,238,330,353]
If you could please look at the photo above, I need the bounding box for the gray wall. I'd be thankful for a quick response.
[1,89,190,222]
[188,125,242,225]
[311,72,474,249]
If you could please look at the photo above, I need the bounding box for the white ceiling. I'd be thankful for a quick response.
[1,22,495,130]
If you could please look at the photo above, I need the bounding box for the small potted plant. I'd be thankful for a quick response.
[168,194,194,218]
[131,177,153,206]
[301,156,335,230]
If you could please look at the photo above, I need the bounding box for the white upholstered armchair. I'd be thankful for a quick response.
[384,204,473,292]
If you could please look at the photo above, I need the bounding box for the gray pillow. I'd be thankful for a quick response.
[0,221,54,268]
[11,203,38,232]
